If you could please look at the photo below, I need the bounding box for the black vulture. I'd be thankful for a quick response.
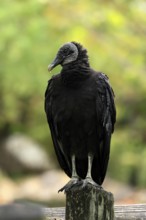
[45,42,116,192]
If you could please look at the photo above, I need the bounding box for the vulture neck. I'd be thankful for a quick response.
[61,59,90,87]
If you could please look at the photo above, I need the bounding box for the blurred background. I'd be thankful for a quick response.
[0,0,146,206]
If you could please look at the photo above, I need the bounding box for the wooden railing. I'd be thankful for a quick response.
[44,204,146,220]
[0,202,146,220]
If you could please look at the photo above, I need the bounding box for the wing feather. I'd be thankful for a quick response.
[45,78,72,177]
[95,72,116,184]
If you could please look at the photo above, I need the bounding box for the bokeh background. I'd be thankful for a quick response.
[0,0,146,205]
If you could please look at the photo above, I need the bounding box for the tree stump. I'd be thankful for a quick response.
[66,184,114,220]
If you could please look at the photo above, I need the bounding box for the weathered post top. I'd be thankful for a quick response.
[66,184,114,220]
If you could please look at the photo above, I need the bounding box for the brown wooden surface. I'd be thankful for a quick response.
[43,204,146,220]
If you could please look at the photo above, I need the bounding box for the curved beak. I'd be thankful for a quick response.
[48,56,62,72]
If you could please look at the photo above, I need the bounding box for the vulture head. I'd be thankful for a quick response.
[48,42,89,71]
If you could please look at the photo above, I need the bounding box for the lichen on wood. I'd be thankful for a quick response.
[65,184,114,220]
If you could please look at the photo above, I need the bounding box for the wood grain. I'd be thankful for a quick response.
[43,204,146,220]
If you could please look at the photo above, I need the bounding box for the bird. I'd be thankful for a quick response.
[45,42,116,192]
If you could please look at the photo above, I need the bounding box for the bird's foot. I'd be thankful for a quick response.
[58,177,81,193]
[81,177,102,189]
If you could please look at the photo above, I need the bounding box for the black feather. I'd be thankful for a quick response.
[45,42,116,185]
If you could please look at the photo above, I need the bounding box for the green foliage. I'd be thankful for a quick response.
[0,0,146,186]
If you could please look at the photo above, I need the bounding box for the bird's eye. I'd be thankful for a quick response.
[69,50,74,54]
[62,48,74,56]
[63,48,68,53]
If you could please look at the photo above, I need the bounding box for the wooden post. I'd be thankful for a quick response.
[66,184,114,220]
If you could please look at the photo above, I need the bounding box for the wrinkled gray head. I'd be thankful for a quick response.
[48,42,79,71]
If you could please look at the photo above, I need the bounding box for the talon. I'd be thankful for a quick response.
[81,177,102,189]
[58,178,80,193]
